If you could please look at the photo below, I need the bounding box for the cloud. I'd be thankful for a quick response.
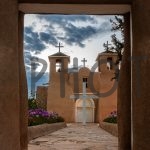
[60,21,111,47]
[37,15,111,47]
[24,50,41,72]
[36,15,97,25]
[30,56,40,70]
[39,32,57,45]
[62,24,96,47]
[24,26,33,34]
[24,15,112,51]
[24,15,112,71]
[24,27,50,72]
[24,26,46,53]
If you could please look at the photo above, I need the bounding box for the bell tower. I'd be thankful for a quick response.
[48,44,70,81]
[96,51,118,72]
[47,45,74,123]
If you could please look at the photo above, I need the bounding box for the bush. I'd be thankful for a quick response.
[103,110,117,124]
[28,109,64,126]
[28,98,38,109]
[56,116,65,122]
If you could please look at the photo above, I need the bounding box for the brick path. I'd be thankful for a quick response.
[28,123,118,150]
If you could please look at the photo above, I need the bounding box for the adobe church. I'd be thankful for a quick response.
[36,44,118,123]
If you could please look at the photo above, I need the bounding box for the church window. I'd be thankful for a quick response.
[56,59,62,72]
[83,77,88,88]
[107,57,113,70]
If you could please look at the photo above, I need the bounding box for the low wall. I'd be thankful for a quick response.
[28,122,66,141]
[99,122,118,137]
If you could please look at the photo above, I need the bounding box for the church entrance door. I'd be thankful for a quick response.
[75,99,95,123]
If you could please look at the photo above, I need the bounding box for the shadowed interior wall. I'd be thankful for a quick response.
[0,1,21,150]
[18,12,28,150]
[132,1,150,150]
[118,12,131,150]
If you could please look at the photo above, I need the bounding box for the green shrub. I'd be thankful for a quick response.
[28,98,38,109]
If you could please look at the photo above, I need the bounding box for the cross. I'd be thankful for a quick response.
[55,43,64,53]
[81,58,87,67]
[103,41,111,52]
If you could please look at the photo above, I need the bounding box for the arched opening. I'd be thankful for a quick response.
[56,59,62,72]
[17,2,131,150]
[75,99,95,123]
[107,57,113,70]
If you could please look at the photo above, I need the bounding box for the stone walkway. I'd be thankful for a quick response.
[28,123,118,150]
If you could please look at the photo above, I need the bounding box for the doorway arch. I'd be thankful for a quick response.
[16,2,132,150]
[75,98,95,123]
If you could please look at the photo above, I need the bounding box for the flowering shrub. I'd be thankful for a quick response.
[28,109,64,126]
[103,110,117,123]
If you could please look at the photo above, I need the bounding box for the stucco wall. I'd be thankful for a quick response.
[36,86,48,109]
[99,71,117,122]
[47,74,75,122]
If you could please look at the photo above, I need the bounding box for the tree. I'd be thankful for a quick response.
[110,16,124,63]
[111,34,124,64]
[28,90,38,109]
[106,16,124,81]
[110,16,124,34]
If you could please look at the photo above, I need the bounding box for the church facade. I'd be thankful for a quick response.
[36,49,118,123]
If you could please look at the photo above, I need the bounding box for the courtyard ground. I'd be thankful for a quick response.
[28,123,118,150]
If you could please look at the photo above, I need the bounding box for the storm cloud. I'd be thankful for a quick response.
[24,26,57,71]
[39,32,57,45]
[24,26,46,53]
[61,22,110,47]
[24,15,111,51]
[24,15,112,71]
[37,15,111,48]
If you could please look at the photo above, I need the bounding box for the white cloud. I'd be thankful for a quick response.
[24,14,122,78]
